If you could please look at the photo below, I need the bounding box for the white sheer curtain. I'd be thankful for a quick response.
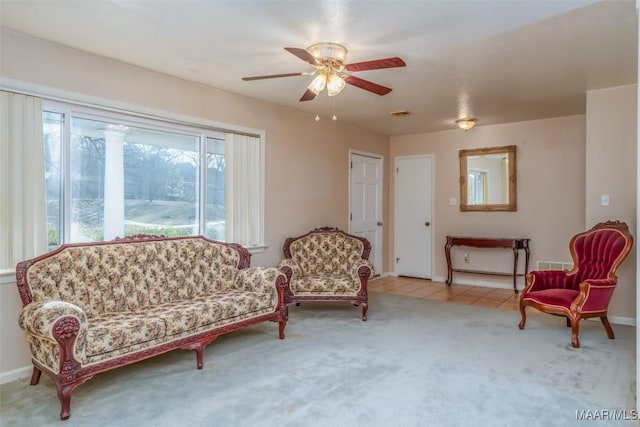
[224,133,263,247]
[0,91,48,269]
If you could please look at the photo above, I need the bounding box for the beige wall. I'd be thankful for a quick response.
[0,279,31,377]
[586,84,637,319]
[1,29,636,380]
[391,116,587,290]
[391,105,638,319]
[0,30,390,268]
[0,30,390,376]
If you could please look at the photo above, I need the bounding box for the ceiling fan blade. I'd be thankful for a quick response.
[343,75,392,96]
[299,89,317,102]
[242,72,305,81]
[285,47,320,66]
[345,57,406,72]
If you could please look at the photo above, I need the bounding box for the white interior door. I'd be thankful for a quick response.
[395,156,433,278]
[350,152,383,275]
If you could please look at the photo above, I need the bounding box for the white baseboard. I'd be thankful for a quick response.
[371,272,396,280]
[0,365,32,385]
[588,315,636,327]
[429,276,637,326]
[432,275,518,290]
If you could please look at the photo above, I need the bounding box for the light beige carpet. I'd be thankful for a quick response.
[0,291,635,426]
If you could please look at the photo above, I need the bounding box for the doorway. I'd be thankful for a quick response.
[395,155,434,279]
[350,151,383,275]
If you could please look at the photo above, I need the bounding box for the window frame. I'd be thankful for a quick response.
[42,99,266,252]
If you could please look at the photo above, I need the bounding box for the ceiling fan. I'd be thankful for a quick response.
[242,43,406,101]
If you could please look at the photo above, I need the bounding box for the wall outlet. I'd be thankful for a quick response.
[464,253,470,263]
[600,194,610,206]
[449,198,457,206]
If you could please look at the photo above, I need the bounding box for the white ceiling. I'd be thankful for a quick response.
[0,0,637,136]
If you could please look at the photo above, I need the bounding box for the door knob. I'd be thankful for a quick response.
[425,222,430,227]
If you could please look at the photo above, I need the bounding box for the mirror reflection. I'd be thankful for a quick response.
[459,145,516,211]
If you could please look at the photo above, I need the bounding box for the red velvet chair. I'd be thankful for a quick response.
[519,221,633,348]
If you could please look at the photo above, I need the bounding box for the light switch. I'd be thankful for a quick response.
[448,198,457,206]
[600,194,610,206]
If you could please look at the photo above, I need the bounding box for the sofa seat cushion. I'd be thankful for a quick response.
[86,312,166,357]
[143,291,276,336]
[290,274,360,296]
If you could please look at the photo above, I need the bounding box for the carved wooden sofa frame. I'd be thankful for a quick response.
[16,235,288,420]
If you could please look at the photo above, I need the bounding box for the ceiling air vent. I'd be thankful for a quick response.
[389,110,411,117]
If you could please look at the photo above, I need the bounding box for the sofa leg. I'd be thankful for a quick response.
[194,344,205,370]
[279,320,286,339]
[361,302,368,321]
[56,383,77,420]
[30,367,42,385]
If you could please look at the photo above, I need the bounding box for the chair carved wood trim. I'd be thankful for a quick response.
[518,220,633,348]
[278,227,373,320]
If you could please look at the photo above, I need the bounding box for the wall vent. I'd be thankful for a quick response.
[536,260,574,271]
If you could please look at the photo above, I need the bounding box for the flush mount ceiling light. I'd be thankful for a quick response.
[455,118,478,131]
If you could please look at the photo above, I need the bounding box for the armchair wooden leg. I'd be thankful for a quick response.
[600,316,615,340]
[570,317,581,348]
[566,317,571,327]
[518,304,527,330]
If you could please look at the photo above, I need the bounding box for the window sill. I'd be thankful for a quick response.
[0,269,16,284]
[246,244,268,254]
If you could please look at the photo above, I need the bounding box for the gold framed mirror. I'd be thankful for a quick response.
[459,145,516,212]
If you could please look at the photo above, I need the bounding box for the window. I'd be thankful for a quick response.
[43,101,264,250]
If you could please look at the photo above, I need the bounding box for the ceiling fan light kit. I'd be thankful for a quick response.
[242,42,406,102]
[455,118,478,131]
[307,42,348,65]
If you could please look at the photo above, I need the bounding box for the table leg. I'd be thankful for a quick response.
[445,238,453,286]
[512,247,519,293]
[524,243,530,289]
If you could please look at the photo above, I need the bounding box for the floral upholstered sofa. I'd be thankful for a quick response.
[278,227,374,320]
[15,235,288,420]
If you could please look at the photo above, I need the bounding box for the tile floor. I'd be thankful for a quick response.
[368,276,520,311]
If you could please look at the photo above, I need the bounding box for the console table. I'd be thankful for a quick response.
[445,236,531,293]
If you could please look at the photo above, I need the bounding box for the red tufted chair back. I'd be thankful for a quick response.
[568,223,633,290]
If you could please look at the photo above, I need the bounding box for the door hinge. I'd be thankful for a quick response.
[350,161,353,169]
[396,257,400,263]
[396,167,399,173]
[350,213,352,221]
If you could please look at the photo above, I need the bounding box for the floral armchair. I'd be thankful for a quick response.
[518,221,633,348]
[278,227,374,320]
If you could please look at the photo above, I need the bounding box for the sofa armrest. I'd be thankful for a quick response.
[234,267,288,294]
[350,259,374,280]
[18,300,88,368]
[277,258,302,282]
